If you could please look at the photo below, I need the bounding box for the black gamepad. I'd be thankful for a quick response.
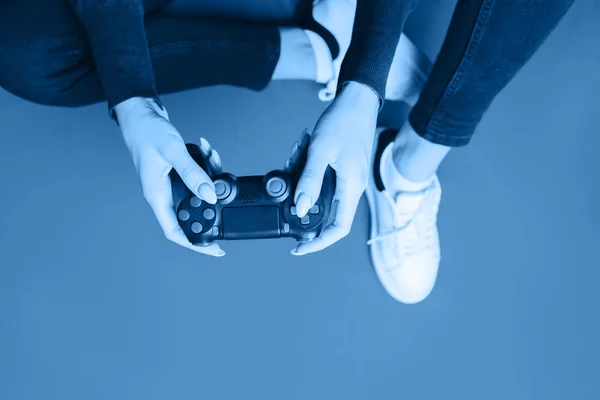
[170,137,335,246]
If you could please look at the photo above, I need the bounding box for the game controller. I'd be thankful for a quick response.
[170,138,336,246]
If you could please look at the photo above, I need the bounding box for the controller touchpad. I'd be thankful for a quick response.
[222,206,280,240]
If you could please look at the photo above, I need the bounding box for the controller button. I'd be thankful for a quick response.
[203,208,215,220]
[191,222,203,233]
[309,204,320,215]
[178,210,190,221]
[214,179,231,200]
[266,176,287,197]
[290,206,297,216]
[283,223,290,233]
[300,215,310,225]
[212,226,219,236]
[190,197,202,208]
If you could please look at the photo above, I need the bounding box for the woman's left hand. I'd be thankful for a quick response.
[289,82,380,255]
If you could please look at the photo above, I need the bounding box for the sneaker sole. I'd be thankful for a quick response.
[366,177,408,302]
[365,128,407,302]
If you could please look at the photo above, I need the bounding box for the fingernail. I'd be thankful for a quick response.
[198,182,217,204]
[199,137,210,150]
[216,250,226,257]
[199,137,212,157]
[301,128,310,143]
[290,142,299,157]
[211,149,222,167]
[296,193,312,218]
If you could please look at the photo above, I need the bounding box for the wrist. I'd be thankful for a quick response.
[338,82,380,112]
[114,97,165,125]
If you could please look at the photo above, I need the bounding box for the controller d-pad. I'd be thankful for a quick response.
[300,215,310,225]
[309,205,320,215]
[203,208,215,220]
[290,206,297,216]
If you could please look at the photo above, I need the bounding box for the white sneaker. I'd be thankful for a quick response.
[365,128,442,304]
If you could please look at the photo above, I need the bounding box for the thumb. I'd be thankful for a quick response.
[295,144,330,218]
[165,142,217,204]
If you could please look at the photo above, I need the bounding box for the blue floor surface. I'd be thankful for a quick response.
[1,1,599,399]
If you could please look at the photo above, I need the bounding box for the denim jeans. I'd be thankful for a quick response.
[0,0,281,108]
[0,0,574,147]
[409,0,574,146]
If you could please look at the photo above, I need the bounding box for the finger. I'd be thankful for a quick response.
[285,129,311,172]
[292,175,363,255]
[291,223,346,255]
[199,137,223,175]
[294,141,330,218]
[163,221,225,256]
[209,149,222,174]
[299,128,311,150]
[163,141,217,204]
[199,137,213,158]
[290,141,299,158]
[146,172,225,257]
[284,141,300,172]
[171,235,225,257]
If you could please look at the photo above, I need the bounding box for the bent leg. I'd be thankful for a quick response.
[0,0,105,107]
[390,0,575,182]
[0,0,303,107]
[143,12,282,95]
[408,0,575,147]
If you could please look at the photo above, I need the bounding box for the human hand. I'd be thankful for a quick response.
[289,82,380,255]
[115,97,225,257]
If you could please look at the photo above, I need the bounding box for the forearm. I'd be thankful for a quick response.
[338,0,420,108]
[69,0,159,119]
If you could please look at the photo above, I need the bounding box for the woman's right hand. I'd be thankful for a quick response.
[114,97,225,257]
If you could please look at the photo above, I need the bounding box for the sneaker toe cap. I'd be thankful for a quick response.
[384,253,439,304]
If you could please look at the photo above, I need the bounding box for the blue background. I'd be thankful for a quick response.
[1,1,599,399]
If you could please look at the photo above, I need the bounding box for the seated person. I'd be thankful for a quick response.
[0,0,574,303]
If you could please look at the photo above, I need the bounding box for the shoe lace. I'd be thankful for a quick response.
[367,187,438,255]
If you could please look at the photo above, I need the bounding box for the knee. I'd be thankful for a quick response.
[0,59,79,108]
[0,37,90,107]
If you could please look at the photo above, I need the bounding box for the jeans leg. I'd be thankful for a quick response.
[63,12,281,106]
[0,0,280,107]
[408,0,575,147]
[144,12,280,96]
[0,0,97,106]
